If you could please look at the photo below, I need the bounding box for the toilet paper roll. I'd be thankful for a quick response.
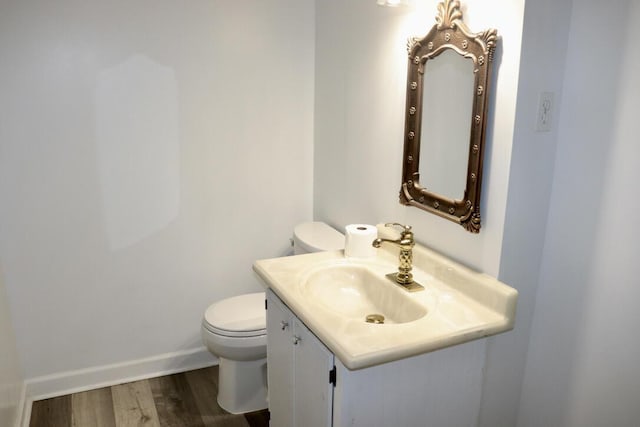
[344,224,378,258]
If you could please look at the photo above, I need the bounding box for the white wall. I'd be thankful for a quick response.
[0,0,315,386]
[0,263,24,427]
[479,0,573,425]
[314,0,524,277]
[517,1,640,425]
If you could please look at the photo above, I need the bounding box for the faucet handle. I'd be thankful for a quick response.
[384,223,412,234]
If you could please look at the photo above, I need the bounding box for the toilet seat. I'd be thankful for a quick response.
[203,323,266,338]
[203,292,266,338]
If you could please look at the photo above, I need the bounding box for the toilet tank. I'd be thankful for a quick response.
[293,222,344,255]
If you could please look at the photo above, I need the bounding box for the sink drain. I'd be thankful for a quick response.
[365,314,385,324]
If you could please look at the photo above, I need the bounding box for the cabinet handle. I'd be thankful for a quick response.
[292,335,302,345]
[280,321,289,331]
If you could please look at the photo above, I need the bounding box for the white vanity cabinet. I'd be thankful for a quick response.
[266,289,488,427]
[266,289,335,427]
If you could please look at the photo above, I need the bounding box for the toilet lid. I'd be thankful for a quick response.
[294,222,345,252]
[203,292,266,336]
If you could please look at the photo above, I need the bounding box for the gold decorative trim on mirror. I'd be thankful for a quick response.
[399,0,498,233]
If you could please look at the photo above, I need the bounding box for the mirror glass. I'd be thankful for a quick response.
[419,50,475,201]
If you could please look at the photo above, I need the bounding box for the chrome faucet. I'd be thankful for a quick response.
[372,223,424,292]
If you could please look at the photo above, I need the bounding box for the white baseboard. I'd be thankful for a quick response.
[5,381,26,427]
[16,382,29,427]
[24,347,218,405]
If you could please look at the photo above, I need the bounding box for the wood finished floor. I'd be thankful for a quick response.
[29,366,269,427]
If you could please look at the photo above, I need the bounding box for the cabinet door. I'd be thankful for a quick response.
[267,290,335,427]
[293,320,334,427]
[266,290,295,427]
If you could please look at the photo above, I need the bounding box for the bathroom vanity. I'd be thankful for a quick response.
[266,288,490,427]
[252,1,510,423]
[254,226,517,427]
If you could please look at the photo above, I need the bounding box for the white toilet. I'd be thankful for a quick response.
[201,221,344,414]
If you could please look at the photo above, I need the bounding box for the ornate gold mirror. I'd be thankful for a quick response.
[399,0,498,233]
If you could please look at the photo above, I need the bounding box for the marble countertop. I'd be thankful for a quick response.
[253,229,517,370]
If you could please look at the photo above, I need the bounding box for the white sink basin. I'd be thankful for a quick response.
[253,225,518,370]
[301,264,427,324]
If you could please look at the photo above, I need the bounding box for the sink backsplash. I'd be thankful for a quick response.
[374,223,516,326]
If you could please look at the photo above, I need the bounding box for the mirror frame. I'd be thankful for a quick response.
[399,0,498,233]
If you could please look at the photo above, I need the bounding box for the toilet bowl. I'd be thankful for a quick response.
[201,222,344,414]
[201,292,267,414]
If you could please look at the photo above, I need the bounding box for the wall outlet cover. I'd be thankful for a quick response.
[535,91,554,132]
